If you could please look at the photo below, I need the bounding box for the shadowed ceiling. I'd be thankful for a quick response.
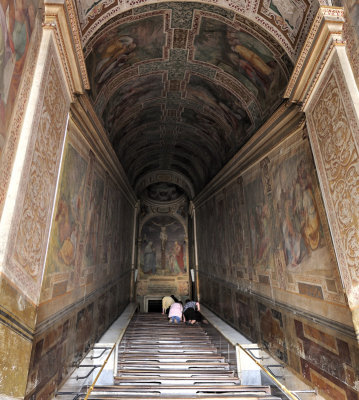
[79,0,319,199]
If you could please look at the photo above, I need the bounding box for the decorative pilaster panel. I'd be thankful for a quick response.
[0,31,70,399]
[2,33,70,305]
[306,50,359,336]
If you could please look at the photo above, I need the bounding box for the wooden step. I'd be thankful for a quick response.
[86,313,281,400]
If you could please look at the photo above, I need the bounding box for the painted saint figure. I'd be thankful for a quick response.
[174,241,185,273]
[143,241,156,274]
[160,226,167,269]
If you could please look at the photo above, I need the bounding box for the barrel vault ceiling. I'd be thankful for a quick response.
[77,0,319,199]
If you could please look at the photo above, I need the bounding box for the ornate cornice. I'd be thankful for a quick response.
[65,0,90,89]
[43,0,89,99]
[284,6,345,102]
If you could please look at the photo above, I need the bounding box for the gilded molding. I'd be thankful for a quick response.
[65,0,90,89]
[284,6,345,101]
[44,1,88,98]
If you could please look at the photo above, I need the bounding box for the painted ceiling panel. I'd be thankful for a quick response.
[82,0,319,198]
[86,15,166,99]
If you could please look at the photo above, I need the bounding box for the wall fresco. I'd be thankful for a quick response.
[196,131,355,397]
[198,134,344,302]
[29,122,134,397]
[343,0,359,90]
[271,146,338,283]
[0,0,41,154]
[140,216,186,276]
[84,170,105,267]
[244,173,274,274]
[45,143,87,276]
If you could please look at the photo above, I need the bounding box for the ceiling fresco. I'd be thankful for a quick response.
[143,183,185,202]
[81,0,319,198]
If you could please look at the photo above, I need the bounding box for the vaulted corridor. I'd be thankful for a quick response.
[1,0,359,399]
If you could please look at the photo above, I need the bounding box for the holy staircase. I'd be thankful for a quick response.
[81,312,281,399]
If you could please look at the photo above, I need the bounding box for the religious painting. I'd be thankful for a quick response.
[102,74,163,141]
[186,74,251,141]
[244,174,274,273]
[102,186,118,264]
[271,144,338,280]
[259,0,311,44]
[0,0,40,155]
[193,17,288,112]
[76,0,115,28]
[44,143,87,275]
[144,183,184,202]
[140,216,186,276]
[84,171,105,267]
[86,16,166,99]
[224,184,248,273]
[196,196,217,276]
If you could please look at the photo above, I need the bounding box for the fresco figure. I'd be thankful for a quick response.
[273,152,324,269]
[94,35,136,84]
[143,241,156,274]
[282,195,303,266]
[270,0,303,30]
[56,198,79,266]
[140,216,186,276]
[297,160,320,252]
[0,0,37,148]
[174,241,185,273]
[159,226,168,269]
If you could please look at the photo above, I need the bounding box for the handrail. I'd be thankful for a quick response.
[236,343,307,400]
[83,327,127,400]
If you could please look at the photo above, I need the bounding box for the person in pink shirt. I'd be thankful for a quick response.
[168,301,183,324]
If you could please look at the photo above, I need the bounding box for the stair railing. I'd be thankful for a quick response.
[235,343,316,400]
[82,326,127,400]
